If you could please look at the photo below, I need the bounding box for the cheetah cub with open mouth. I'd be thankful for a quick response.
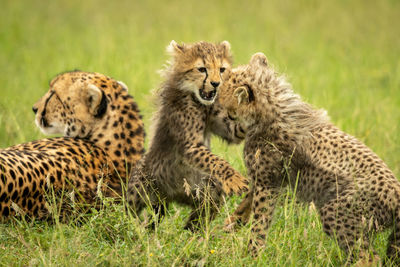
[126,41,247,230]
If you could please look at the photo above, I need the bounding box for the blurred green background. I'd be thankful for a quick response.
[0,0,399,265]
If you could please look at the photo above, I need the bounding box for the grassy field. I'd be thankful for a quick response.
[1,0,400,265]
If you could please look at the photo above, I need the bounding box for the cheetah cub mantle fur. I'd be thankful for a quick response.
[127,41,247,230]
[219,53,400,263]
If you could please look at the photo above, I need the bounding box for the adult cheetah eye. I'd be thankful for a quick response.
[220,67,226,73]
[198,67,207,73]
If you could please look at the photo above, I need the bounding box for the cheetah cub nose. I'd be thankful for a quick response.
[32,107,38,114]
[210,81,220,88]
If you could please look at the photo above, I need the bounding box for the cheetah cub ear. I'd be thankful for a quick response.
[250,52,268,67]
[234,85,254,105]
[219,41,232,56]
[234,86,249,105]
[167,40,186,56]
[220,40,231,51]
[86,84,107,118]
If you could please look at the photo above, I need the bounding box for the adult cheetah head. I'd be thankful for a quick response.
[32,71,112,138]
[165,40,232,105]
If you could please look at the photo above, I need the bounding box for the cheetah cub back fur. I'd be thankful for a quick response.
[126,41,247,230]
[219,53,400,263]
[0,71,144,220]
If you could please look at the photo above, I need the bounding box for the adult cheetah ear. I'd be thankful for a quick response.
[117,81,129,92]
[86,84,107,118]
[234,85,254,105]
[167,40,185,56]
[250,52,268,67]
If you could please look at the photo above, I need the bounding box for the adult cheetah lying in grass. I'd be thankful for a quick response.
[0,71,144,220]
[126,41,247,230]
[219,53,399,264]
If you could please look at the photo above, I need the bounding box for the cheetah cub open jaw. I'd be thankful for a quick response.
[219,53,399,264]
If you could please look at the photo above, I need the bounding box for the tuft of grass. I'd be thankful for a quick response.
[1,0,399,265]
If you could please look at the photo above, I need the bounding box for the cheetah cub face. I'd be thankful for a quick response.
[219,53,270,126]
[166,40,232,105]
[32,72,111,138]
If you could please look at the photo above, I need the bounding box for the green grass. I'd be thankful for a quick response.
[0,0,400,265]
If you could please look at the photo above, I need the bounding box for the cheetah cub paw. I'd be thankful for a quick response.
[222,172,248,195]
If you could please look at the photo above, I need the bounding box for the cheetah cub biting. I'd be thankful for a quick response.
[219,53,400,263]
[126,41,247,230]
